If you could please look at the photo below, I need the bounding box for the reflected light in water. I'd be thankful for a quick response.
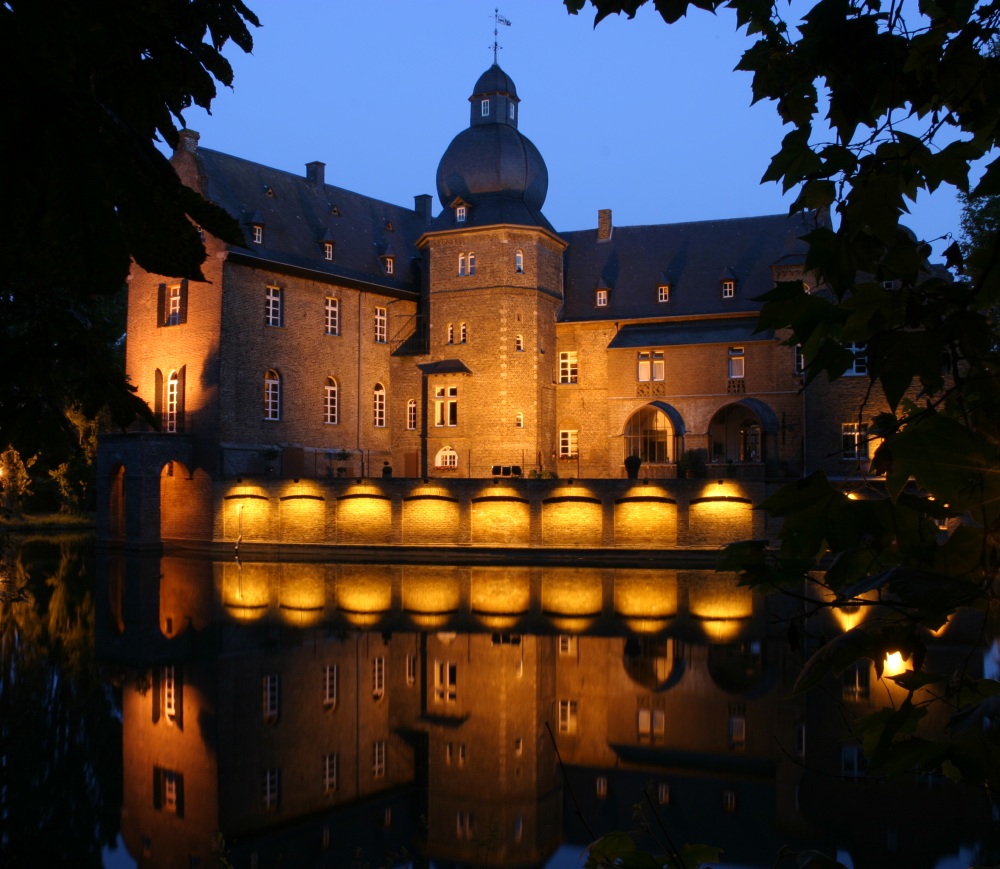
[541,570,602,615]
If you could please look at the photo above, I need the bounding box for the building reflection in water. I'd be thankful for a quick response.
[96,553,996,869]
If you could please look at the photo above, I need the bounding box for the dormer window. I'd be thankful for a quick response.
[385,221,394,231]
[595,289,608,307]
[456,205,467,223]
[509,102,515,120]
[722,279,735,298]
[481,99,490,117]
[252,224,264,245]
[324,242,334,261]
[658,284,670,303]
[384,256,395,275]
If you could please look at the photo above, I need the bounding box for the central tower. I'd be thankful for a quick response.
[416,65,566,478]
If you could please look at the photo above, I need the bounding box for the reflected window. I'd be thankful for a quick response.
[842,663,870,700]
[729,714,746,749]
[323,664,337,709]
[558,698,578,733]
[373,656,385,700]
[638,707,666,742]
[596,776,607,798]
[323,753,337,794]
[373,740,386,779]
[262,768,279,808]
[558,635,576,656]
[434,660,457,703]
[153,767,184,816]
[406,654,416,686]
[163,666,177,720]
[263,674,279,724]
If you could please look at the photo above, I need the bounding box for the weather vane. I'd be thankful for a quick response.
[491,8,511,64]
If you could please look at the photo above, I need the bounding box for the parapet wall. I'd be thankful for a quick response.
[157,474,779,550]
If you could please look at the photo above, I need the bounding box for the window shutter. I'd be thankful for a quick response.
[176,367,186,433]
[174,773,185,818]
[157,283,166,327]
[174,664,184,729]
[152,767,163,809]
[151,667,161,723]
[154,369,163,422]
[179,279,189,325]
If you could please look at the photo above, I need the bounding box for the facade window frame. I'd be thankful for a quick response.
[657,284,670,303]
[842,422,870,461]
[323,664,338,708]
[728,346,745,379]
[435,386,459,427]
[325,297,339,336]
[595,289,608,307]
[435,446,458,469]
[264,370,281,421]
[265,286,282,327]
[558,699,578,734]
[559,351,579,384]
[434,660,457,703]
[559,429,579,460]
[407,399,417,430]
[324,377,338,425]
[373,383,386,428]
[722,279,735,298]
[374,306,387,343]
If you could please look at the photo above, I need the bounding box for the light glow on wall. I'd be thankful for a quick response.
[221,561,270,621]
[614,571,678,618]
[470,568,531,615]
[689,572,752,643]
[402,568,461,614]
[541,568,603,615]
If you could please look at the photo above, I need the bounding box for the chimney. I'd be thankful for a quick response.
[178,129,200,154]
[306,161,325,188]
[414,194,433,224]
[597,208,613,241]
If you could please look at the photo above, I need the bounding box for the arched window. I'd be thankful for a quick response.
[515,334,524,352]
[447,323,454,344]
[468,252,476,275]
[623,406,674,464]
[165,371,179,432]
[458,253,466,277]
[373,383,386,428]
[324,377,338,425]
[459,323,467,344]
[515,250,523,273]
[515,412,524,428]
[435,446,458,468]
[264,370,281,420]
[407,399,417,430]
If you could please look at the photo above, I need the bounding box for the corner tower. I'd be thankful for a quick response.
[417,65,566,478]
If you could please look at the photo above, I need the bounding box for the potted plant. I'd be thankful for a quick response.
[262,447,279,474]
[333,448,352,477]
[677,449,707,479]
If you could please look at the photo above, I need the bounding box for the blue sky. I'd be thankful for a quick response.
[176,0,965,255]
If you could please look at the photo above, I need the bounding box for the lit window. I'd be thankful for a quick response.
[842,422,870,461]
[265,286,282,327]
[324,241,334,261]
[515,412,524,428]
[407,399,417,430]
[638,351,651,382]
[262,768,279,808]
[325,297,339,335]
[323,377,338,425]
[252,224,264,245]
[372,656,385,700]
[559,430,578,459]
[384,256,395,275]
[846,342,868,375]
[595,289,608,307]
[468,252,476,275]
[262,674,279,724]
[515,250,524,273]
[164,371,179,433]
[559,351,578,384]
[456,205,466,223]
[558,699,578,733]
[435,386,459,427]
[323,753,337,794]
[657,284,670,303]
[374,307,387,343]
[434,660,457,703]
[166,284,182,325]
[406,654,416,686]
[515,334,524,352]
[373,383,386,428]
[435,446,458,469]
[264,370,281,421]
[728,347,745,379]
[458,253,466,277]
[373,740,386,779]
[722,279,735,298]
[323,664,337,708]
[481,99,490,116]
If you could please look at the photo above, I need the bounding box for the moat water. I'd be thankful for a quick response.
[2,533,998,869]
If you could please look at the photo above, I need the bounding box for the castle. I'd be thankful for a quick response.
[100,63,884,547]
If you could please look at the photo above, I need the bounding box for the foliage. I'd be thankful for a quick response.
[0,0,260,462]
[47,407,103,513]
[564,0,1000,791]
[0,446,36,517]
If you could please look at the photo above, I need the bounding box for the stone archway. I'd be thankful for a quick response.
[708,398,778,466]
[622,402,685,467]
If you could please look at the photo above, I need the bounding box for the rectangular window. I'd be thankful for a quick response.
[595,776,607,798]
[559,351,578,384]
[728,346,745,379]
[406,654,416,686]
[651,350,665,381]
[558,699,578,734]
[323,664,337,708]
[638,707,666,742]
[265,286,282,327]
[847,341,868,375]
[263,674,279,723]
[165,375,178,433]
[434,386,458,427]
[372,656,385,700]
[323,753,337,794]
[324,241,334,261]
[373,741,386,779]
[658,782,670,805]
[456,205,466,222]
[729,715,746,749]
[658,284,670,303]
[794,344,805,374]
[595,289,608,307]
[375,307,387,343]
[325,297,339,335]
[723,789,737,812]
[163,666,177,719]
[481,99,490,116]
[253,224,264,245]
[262,768,279,808]
[558,635,576,656]
[842,422,870,461]
[407,399,417,430]
[153,767,184,816]
[559,430,578,460]
[167,285,182,326]
[722,279,735,298]
[434,660,457,703]
[637,351,651,382]
[384,257,394,275]
[842,663,870,700]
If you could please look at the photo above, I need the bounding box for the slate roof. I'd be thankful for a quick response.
[560,211,819,322]
[607,318,773,349]
[194,148,429,294]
